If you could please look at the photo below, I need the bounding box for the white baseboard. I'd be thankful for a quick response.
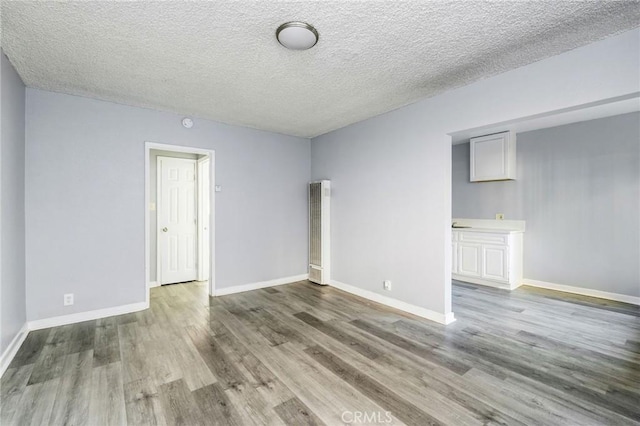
[214,274,309,296]
[330,280,456,325]
[149,281,159,288]
[522,279,640,306]
[28,301,149,331]
[0,323,29,377]
[1,301,150,376]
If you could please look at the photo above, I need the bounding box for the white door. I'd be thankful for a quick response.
[458,243,482,277]
[482,245,509,282]
[158,157,198,284]
[197,157,210,281]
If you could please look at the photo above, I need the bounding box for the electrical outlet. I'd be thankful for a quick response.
[64,293,74,306]
[383,280,392,291]
[495,213,505,220]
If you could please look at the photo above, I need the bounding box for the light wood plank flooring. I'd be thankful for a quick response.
[2,280,639,425]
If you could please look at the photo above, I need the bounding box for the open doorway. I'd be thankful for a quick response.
[145,142,215,303]
[447,93,639,314]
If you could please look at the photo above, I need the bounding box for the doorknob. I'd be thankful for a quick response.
[162,227,168,232]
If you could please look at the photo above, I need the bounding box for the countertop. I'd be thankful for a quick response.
[452,227,524,234]
[451,218,526,233]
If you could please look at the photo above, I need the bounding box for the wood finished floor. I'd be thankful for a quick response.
[2,280,639,425]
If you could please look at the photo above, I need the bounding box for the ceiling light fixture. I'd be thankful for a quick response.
[276,22,319,50]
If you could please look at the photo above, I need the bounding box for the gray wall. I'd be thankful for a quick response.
[452,113,640,297]
[1,52,27,353]
[25,89,310,321]
[149,150,200,283]
[312,117,453,316]
[311,28,639,318]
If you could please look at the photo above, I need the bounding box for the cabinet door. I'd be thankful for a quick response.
[452,242,458,274]
[482,245,509,282]
[458,243,481,277]
[470,131,515,181]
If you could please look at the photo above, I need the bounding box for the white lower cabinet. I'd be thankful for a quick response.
[458,243,482,277]
[482,245,509,281]
[452,242,458,274]
[452,230,523,290]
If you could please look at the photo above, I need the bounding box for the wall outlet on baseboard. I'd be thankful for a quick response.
[383,280,392,291]
[64,293,74,306]
[495,213,505,220]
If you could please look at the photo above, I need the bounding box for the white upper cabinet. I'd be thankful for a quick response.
[470,131,516,182]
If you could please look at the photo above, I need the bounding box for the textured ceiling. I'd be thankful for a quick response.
[2,1,639,138]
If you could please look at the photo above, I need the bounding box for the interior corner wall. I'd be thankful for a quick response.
[25,90,311,321]
[1,52,27,354]
[310,28,640,317]
[453,112,640,297]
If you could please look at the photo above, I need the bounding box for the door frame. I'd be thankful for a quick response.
[145,142,215,305]
[196,156,210,282]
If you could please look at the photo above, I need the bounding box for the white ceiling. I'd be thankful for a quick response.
[2,1,639,138]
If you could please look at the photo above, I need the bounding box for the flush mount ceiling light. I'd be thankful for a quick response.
[276,22,319,50]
